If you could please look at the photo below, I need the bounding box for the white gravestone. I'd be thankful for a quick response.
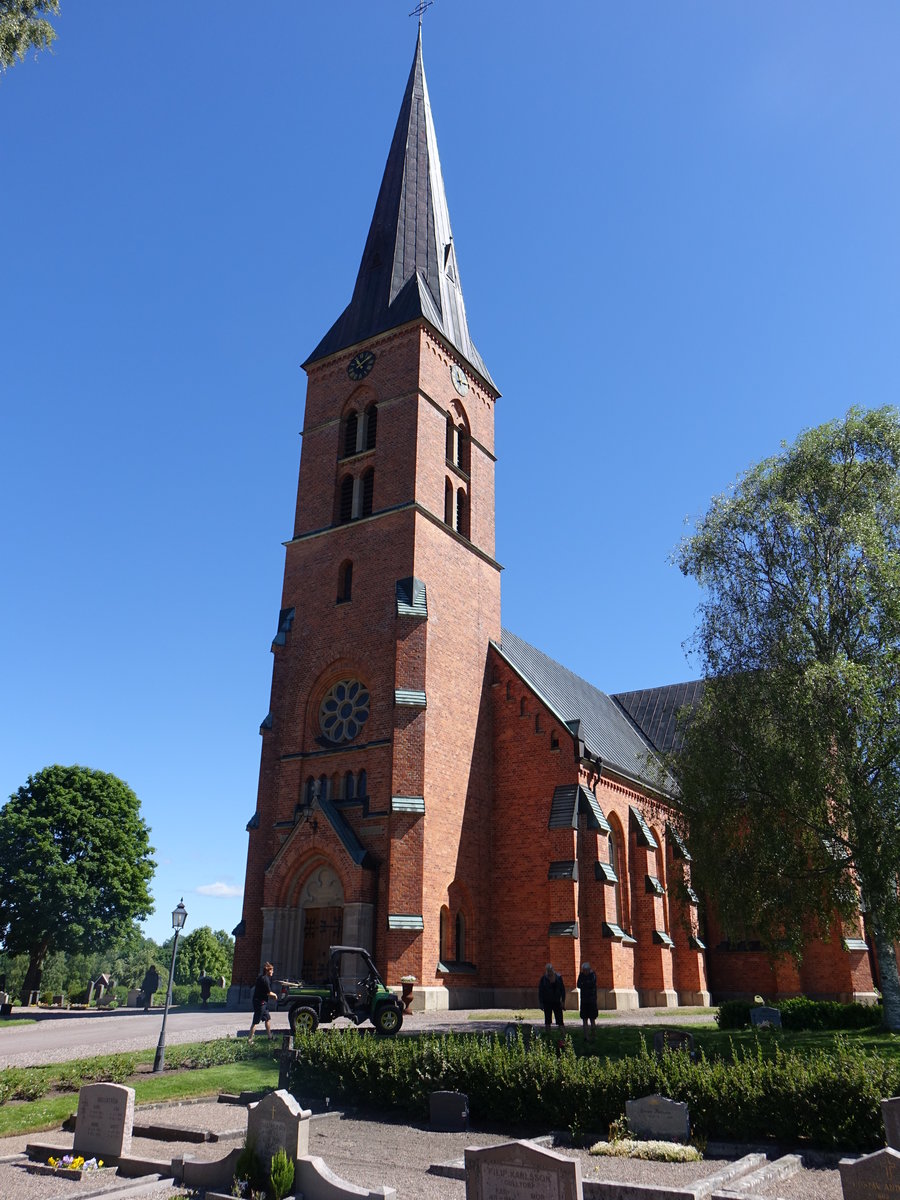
[626,1093,690,1143]
[73,1082,135,1159]
[465,1139,582,1200]
[247,1088,311,1167]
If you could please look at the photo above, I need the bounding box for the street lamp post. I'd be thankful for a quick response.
[152,899,187,1074]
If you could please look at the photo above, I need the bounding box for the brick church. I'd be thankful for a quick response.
[230,32,877,1010]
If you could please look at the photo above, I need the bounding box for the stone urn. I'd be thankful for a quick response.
[400,977,416,1013]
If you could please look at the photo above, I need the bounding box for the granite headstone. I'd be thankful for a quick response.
[839,1146,900,1199]
[465,1139,582,1200]
[882,1098,900,1151]
[247,1088,311,1166]
[626,1094,690,1143]
[73,1083,135,1159]
[750,1005,782,1029]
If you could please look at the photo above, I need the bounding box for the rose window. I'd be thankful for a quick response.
[319,679,370,743]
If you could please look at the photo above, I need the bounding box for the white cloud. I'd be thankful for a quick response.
[195,881,243,898]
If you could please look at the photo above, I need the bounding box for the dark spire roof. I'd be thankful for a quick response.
[304,29,494,389]
[613,680,705,755]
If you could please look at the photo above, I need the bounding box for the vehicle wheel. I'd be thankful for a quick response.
[374,1004,403,1036]
[289,1005,319,1034]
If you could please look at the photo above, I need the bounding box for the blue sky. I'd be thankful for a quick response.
[2,2,898,945]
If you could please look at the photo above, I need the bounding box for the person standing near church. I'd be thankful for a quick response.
[538,963,565,1028]
[248,962,277,1043]
[577,961,598,1038]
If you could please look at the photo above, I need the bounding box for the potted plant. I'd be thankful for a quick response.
[399,975,416,1013]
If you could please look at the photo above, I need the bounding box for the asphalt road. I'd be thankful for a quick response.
[0,1006,282,1068]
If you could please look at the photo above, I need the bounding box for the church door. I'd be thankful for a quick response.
[302,906,343,982]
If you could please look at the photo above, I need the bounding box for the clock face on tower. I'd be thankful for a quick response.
[450,363,469,396]
[347,350,376,381]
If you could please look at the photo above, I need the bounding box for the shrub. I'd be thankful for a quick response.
[779,997,882,1031]
[281,1028,898,1151]
[716,1000,752,1029]
[269,1147,294,1200]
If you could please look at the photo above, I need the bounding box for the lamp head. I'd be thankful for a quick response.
[172,899,188,931]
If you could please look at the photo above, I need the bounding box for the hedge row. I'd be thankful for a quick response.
[716,997,883,1031]
[282,1029,896,1151]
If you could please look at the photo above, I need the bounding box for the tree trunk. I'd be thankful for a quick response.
[871,920,900,1032]
[20,942,49,1005]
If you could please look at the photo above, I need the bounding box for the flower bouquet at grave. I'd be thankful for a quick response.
[47,1154,103,1171]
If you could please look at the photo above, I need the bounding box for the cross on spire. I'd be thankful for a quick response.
[409,0,434,26]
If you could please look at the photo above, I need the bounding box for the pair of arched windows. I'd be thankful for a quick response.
[338,469,374,523]
[342,405,378,458]
[444,478,469,537]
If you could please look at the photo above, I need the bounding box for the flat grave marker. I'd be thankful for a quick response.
[72,1082,135,1159]
[465,1138,582,1200]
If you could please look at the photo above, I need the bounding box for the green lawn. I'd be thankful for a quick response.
[0,1018,37,1028]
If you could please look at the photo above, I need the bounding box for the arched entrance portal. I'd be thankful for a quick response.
[299,865,344,982]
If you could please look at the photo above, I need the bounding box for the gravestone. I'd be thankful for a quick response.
[750,1005,782,1029]
[73,1082,135,1159]
[653,1029,697,1060]
[626,1094,690,1143]
[503,1023,534,1049]
[882,1098,900,1151]
[247,1088,311,1166]
[431,1090,468,1131]
[839,1146,900,1199]
[466,1140,582,1200]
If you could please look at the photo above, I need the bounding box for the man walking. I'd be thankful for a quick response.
[248,962,277,1043]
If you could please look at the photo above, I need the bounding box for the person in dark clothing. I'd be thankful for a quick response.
[141,965,161,1012]
[538,963,565,1028]
[249,962,277,1043]
[577,960,598,1038]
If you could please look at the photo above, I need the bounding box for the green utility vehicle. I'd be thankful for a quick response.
[279,945,404,1036]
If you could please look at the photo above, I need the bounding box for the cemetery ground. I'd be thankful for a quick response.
[0,1005,897,1198]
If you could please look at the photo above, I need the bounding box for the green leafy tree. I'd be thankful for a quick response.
[164,925,233,986]
[0,0,59,70]
[673,407,900,1030]
[0,765,156,1002]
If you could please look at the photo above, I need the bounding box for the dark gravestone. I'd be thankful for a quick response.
[839,1146,900,1199]
[750,1005,782,1029]
[882,1098,900,1151]
[503,1022,534,1049]
[626,1094,690,1143]
[430,1090,469,1132]
[653,1029,697,1061]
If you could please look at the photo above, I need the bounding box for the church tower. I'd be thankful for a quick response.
[232,30,501,998]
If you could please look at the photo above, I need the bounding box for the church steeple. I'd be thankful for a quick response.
[304,29,494,389]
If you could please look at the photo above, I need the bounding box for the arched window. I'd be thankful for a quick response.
[343,412,359,458]
[318,774,329,801]
[534,714,543,734]
[446,410,470,474]
[520,697,527,717]
[456,488,469,538]
[364,403,378,450]
[357,769,367,797]
[506,681,512,700]
[361,469,374,517]
[339,475,354,524]
[440,906,450,961]
[337,560,353,604]
[455,912,466,961]
[608,832,622,926]
[343,771,355,800]
[305,778,316,804]
[444,477,453,525]
[331,771,341,798]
